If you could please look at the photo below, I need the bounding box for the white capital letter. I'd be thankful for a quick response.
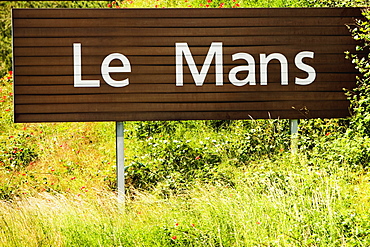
[101,53,131,87]
[295,51,316,85]
[228,53,256,86]
[260,53,288,86]
[176,42,223,86]
[73,43,100,87]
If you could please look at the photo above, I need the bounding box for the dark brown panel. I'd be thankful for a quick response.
[12,8,362,122]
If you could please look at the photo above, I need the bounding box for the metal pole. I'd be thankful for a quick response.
[290,119,298,154]
[116,122,125,203]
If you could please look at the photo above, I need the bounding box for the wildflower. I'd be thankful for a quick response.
[9,71,13,76]
[5,109,10,111]
[171,236,177,240]
[107,3,112,7]
[191,223,195,227]
[71,177,76,180]
[195,156,201,160]
[9,93,13,96]
[325,132,330,136]
[256,221,261,225]
[207,0,212,2]
[175,223,179,226]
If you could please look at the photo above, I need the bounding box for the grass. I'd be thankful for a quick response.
[1,155,369,246]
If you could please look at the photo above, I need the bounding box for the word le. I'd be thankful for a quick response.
[73,42,316,88]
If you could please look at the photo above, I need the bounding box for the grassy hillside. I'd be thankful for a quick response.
[1,0,370,246]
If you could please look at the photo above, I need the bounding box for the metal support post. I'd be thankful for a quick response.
[116,122,125,203]
[290,119,298,154]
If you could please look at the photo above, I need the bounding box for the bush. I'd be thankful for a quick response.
[347,10,370,137]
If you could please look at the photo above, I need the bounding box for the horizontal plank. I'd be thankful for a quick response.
[14,109,351,123]
[13,54,351,66]
[14,83,355,95]
[13,36,357,47]
[13,17,359,29]
[13,26,353,38]
[13,64,357,76]
[14,92,347,104]
[15,100,350,114]
[13,73,358,85]
[12,8,363,19]
[13,45,360,57]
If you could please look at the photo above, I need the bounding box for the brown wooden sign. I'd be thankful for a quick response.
[12,8,363,122]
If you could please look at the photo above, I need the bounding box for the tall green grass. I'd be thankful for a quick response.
[1,156,369,246]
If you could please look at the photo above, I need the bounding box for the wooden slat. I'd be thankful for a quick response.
[13,54,352,66]
[13,64,356,76]
[13,45,360,57]
[13,17,359,28]
[13,73,357,85]
[13,36,357,47]
[14,92,348,104]
[12,8,363,19]
[14,109,350,123]
[15,100,349,114]
[13,26,354,38]
[14,83,354,95]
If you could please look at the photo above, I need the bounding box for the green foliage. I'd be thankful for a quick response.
[347,10,370,137]
[301,0,369,7]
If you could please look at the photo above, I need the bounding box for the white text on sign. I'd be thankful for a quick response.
[73,42,316,87]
